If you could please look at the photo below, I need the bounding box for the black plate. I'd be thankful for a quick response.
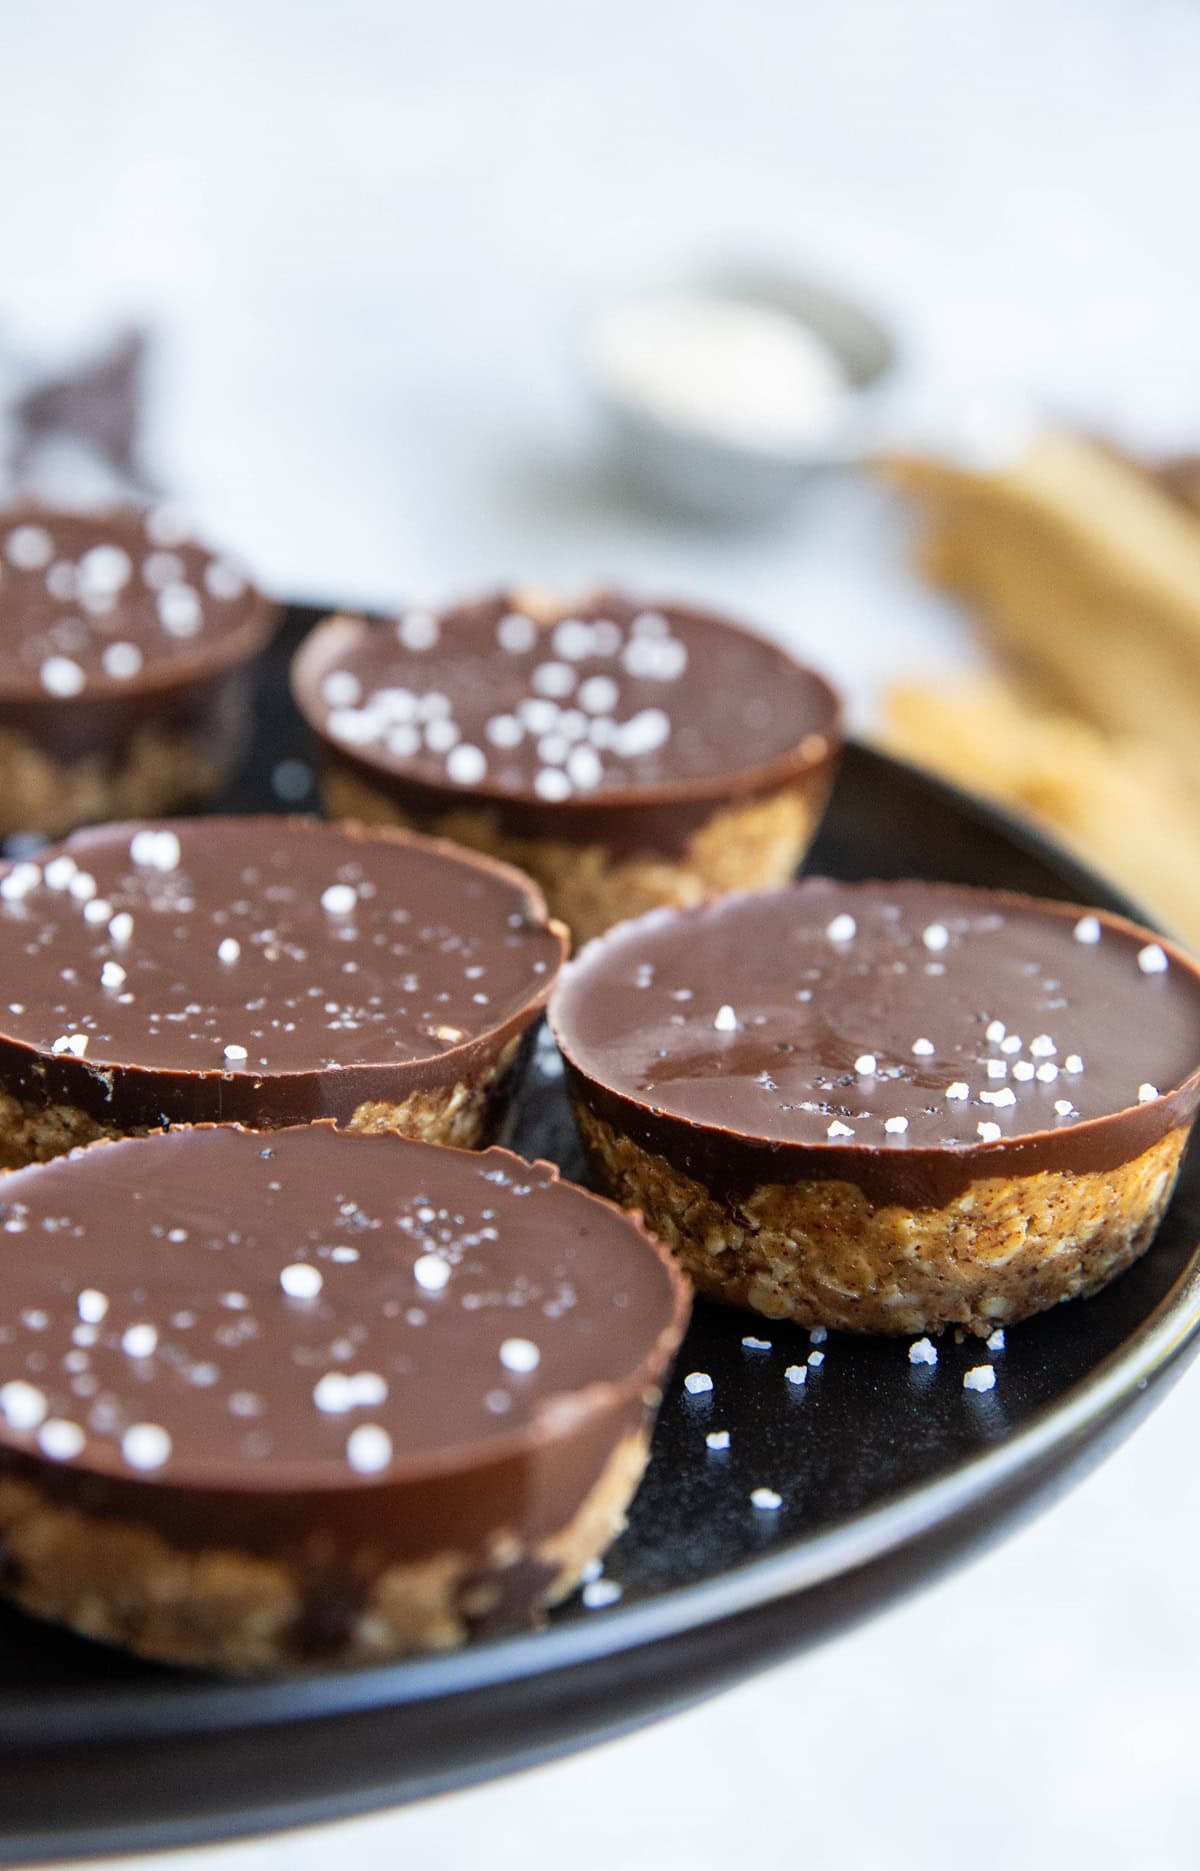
[2,610,1198,1862]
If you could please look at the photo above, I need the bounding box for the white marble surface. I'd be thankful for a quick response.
[4,3,1200,1865]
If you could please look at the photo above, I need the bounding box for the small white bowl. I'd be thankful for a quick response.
[584,263,896,521]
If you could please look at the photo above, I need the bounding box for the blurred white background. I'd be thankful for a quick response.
[3,2,1200,1865]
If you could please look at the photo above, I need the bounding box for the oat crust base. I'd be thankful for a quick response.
[573,1103,1187,1335]
[0,1431,648,1673]
[0,722,234,842]
[0,1043,519,1171]
[323,769,823,946]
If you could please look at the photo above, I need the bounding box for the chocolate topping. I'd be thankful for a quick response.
[292,591,840,854]
[0,504,273,762]
[0,1126,688,1567]
[0,817,564,1130]
[551,880,1200,1206]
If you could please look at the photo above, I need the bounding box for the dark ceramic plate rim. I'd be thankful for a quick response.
[4,741,1197,1753]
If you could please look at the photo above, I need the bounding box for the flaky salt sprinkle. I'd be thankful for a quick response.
[986,1327,1006,1351]
[130,829,180,872]
[1138,1083,1159,1103]
[826,913,856,943]
[413,1254,451,1292]
[827,1119,855,1138]
[280,1262,323,1299]
[912,1037,935,1057]
[1138,944,1169,975]
[713,1003,738,1032]
[582,1578,623,1609]
[683,1371,713,1395]
[854,1054,877,1075]
[962,1365,996,1393]
[751,1487,782,1511]
[706,1429,731,1450]
[223,1042,248,1062]
[320,883,357,916]
[742,1335,772,1350]
[499,1337,540,1373]
[945,1081,969,1101]
[922,922,949,951]
[985,1019,1006,1042]
[977,1121,1002,1143]
[884,1115,908,1135]
[908,1337,938,1366]
[785,1363,807,1387]
[1073,915,1101,945]
[51,1033,88,1057]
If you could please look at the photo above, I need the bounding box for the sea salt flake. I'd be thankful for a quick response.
[908,1337,938,1366]
[497,611,537,653]
[1138,944,1168,975]
[1029,1034,1056,1058]
[446,743,487,785]
[1013,1060,1036,1081]
[534,768,571,802]
[1138,1083,1159,1103]
[1036,1062,1059,1083]
[100,960,126,989]
[884,1116,908,1135]
[346,1425,393,1473]
[582,1578,623,1609]
[855,1054,877,1075]
[320,883,357,915]
[1065,1054,1084,1074]
[413,1254,451,1292]
[218,938,241,963]
[713,1004,738,1032]
[683,1371,713,1395]
[122,1323,158,1358]
[109,912,134,944]
[827,1119,855,1138]
[41,655,85,697]
[38,1419,85,1460]
[912,1037,935,1057]
[102,640,143,679]
[741,1335,772,1350]
[499,1337,540,1373]
[963,1365,996,1393]
[976,1121,1002,1142]
[706,1429,731,1449]
[826,913,856,943]
[985,1019,1006,1042]
[1073,916,1102,945]
[945,1081,970,1100]
[922,923,949,951]
[751,1487,782,1511]
[785,1363,808,1387]
[1054,1099,1075,1117]
[398,609,439,651]
[280,1262,323,1299]
[986,1328,1006,1351]
[0,1380,46,1429]
[130,829,180,872]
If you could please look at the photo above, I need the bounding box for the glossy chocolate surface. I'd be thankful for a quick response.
[0,505,273,761]
[551,880,1200,1205]
[0,817,564,1130]
[0,1126,688,1564]
[292,591,840,853]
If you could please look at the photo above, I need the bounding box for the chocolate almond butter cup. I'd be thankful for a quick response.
[0,1125,689,1672]
[549,879,1200,1336]
[0,816,565,1167]
[291,590,841,945]
[0,505,276,837]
